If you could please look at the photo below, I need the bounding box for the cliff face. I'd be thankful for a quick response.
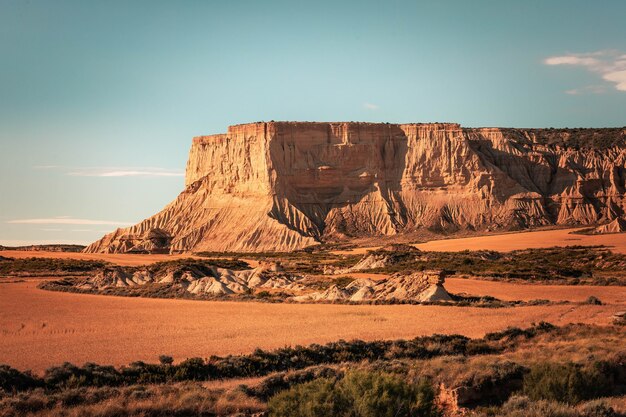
[85,122,626,253]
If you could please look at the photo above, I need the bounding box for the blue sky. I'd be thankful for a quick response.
[1,0,625,245]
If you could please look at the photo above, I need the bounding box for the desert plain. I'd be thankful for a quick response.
[2,227,625,373]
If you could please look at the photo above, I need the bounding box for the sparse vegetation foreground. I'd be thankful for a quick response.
[1,323,625,416]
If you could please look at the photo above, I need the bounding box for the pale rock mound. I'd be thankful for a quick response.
[85,122,626,253]
[589,218,626,234]
[333,244,421,274]
[294,270,452,303]
[78,262,303,296]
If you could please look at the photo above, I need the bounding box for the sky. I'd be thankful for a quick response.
[1,0,625,246]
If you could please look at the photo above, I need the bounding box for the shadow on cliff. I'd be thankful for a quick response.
[468,138,626,224]
[267,124,410,242]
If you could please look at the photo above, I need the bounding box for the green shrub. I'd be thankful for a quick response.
[0,365,41,392]
[523,362,613,404]
[268,371,440,417]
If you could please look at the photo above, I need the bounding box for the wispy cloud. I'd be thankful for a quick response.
[544,50,626,93]
[564,85,608,95]
[363,102,380,110]
[35,166,184,177]
[68,168,184,177]
[7,217,133,226]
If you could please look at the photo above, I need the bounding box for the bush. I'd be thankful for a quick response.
[158,355,174,365]
[0,365,41,392]
[483,395,620,417]
[585,296,602,305]
[523,362,614,404]
[268,371,440,417]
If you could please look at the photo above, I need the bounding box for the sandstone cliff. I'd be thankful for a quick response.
[85,122,626,253]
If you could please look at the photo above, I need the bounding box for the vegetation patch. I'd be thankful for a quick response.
[0,257,109,277]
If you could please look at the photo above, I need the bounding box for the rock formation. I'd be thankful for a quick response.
[293,270,453,303]
[587,217,626,234]
[85,122,626,253]
[77,262,304,296]
[68,261,452,303]
[332,244,421,274]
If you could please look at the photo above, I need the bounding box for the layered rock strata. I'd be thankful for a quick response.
[85,122,626,253]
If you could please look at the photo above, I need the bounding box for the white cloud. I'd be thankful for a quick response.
[564,85,607,95]
[35,166,184,177]
[363,102,380,110]
[7,217,133,226]
[544,50,626,93]
[603,70,626,91]
[544,56,599,67]
[68,168,184,177]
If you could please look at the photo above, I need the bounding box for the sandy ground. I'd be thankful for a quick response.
[415,228,626,254]
[333,228,626,255]
[1,279,622,373]
[0,251,205,266]
[446,278,626,304]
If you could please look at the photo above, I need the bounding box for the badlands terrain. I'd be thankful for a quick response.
[1,227,626,416]
[0,230,626,372]
[1,123,626,416]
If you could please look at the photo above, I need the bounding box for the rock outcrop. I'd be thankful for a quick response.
[293,269,453,302]
[69,261,451,303]
[587,218,626,234]
[85,122,626,253]
[77,262,304,296]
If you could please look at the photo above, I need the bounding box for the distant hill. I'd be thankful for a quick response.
[0,244,86,252]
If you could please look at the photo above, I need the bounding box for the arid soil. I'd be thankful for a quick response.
[0,250,204,266]
[445,278,626,303]
[415,228,626,254]
[0,279,622,373]
[333,228,626,255]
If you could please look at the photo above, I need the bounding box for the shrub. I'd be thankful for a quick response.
[0,365,41,392]
[523,362,613,404]
[158,355,174,365]
[485,395,620,417]
[585,296,602,305]
[268,371,440,417]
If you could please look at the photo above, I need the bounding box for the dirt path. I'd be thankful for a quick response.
[1,280,622,373]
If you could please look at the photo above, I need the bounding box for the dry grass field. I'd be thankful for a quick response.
[0,250,204,266]
[445,277,626,303]
[414,228,626,254]
[3,228,625,268]
[333,228,626,255]
[1,278,623,373]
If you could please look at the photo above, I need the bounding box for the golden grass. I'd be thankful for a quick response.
[446,278,626,304]
[415,228,626,254]
[0,250,205,266]
[1,279,623,374]
[332,228,626,255]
